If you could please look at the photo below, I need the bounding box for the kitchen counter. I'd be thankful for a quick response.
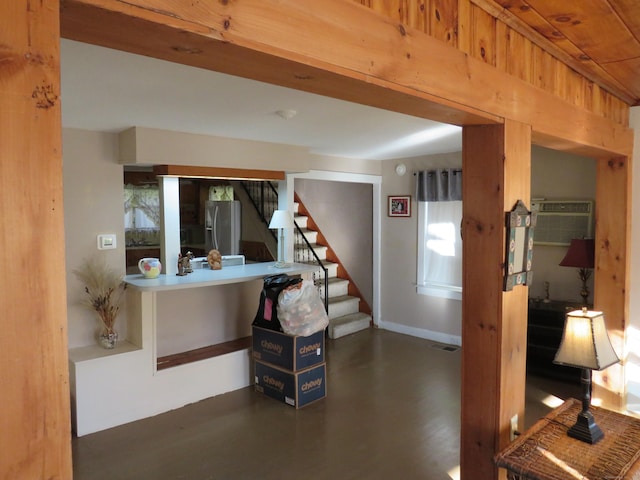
[124,261,319,291]
[72,260,320,437]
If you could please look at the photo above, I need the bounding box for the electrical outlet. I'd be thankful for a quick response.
[510,414,519,441]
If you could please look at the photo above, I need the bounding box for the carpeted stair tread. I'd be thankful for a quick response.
[327,295,360,319]
[317,277,349,298]
[298,260,338,277]
[329,312,372,339]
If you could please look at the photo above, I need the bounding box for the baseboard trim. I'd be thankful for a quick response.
[378,319,462,347]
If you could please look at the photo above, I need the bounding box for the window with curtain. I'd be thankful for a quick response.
[416,168,463,300]
[124,185,160,231]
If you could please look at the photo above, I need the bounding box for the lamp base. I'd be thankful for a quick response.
[578,267,592,307]
[567,410,604,444]
[273,261,289,269]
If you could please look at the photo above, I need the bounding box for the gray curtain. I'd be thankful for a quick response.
[416,168,462,202]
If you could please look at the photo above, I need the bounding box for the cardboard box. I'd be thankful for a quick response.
[254,360,326,408]
[252,326,324,371]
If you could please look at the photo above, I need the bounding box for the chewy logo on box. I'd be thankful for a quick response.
[254,360,326,409]
[252,326,324,371]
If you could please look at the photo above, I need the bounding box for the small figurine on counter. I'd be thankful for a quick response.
[177,253,187,276]
[177,251,194,276]
[184,251,194,273]
[207,249,222,270]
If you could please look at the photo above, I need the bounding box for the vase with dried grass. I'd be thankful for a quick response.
[73,256,127,349]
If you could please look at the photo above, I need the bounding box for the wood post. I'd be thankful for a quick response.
[0,1,72,478]
[593,156,631,410]
[461,120,531,480]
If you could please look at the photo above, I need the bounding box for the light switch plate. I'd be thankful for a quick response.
[97,234,117,250]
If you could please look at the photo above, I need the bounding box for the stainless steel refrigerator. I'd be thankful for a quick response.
[205,200,241,255]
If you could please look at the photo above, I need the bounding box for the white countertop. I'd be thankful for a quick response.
[124,261,319,291]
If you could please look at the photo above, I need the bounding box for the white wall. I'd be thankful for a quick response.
[308,153,381,176]
[155,282,260,357]
[380,152,463,345]
[119,127,311,172]
[63,129,129,348]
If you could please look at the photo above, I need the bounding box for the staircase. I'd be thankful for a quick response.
[292,200,371,339]
[240,180,371,339]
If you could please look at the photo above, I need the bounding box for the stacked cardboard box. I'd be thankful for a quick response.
[252,326,326,408]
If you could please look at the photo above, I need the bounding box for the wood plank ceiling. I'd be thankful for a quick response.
[475,0,640,106]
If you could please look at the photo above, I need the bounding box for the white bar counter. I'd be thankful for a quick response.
[70,262,319,436]
[124,261,319,291]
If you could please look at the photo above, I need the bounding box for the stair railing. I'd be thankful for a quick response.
[293,223,329,313]
[240,180,329,313]
[240,181,278,239]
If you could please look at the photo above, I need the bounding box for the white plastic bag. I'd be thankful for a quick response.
[277,280,329,336]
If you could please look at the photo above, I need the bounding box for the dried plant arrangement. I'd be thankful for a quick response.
[73,256,127,347]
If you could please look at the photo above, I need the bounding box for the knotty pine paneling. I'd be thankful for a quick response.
[603,91,629,126]
[501,28,533,83]
[428,0,457,47]
[469,2,496,65]
[363,0,401,21]
[493,0,640,105]
[527,1,639,63]
[361,0,457,46]
[404,0,428,33]
[357,0,629,126]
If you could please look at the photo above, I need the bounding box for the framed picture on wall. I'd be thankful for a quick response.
[388,195,411,217]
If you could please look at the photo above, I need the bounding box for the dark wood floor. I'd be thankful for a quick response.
[72,329,580,480]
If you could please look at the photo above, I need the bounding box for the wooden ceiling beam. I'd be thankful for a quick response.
[60,0,633,157]
[59,0,496,129]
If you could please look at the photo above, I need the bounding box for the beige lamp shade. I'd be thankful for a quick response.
[554,309,619,371]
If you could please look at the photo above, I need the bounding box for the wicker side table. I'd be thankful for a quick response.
[495,398,640,479]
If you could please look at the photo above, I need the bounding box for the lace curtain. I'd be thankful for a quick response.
[124,185,160,230]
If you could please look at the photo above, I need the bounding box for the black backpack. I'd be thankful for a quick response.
[252,274,302,331]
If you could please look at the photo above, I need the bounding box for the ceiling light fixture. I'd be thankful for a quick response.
[275,109,297,120]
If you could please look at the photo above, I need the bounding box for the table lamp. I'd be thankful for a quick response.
[553,308,620,444]
[559,238,595,306]
[269,210,294,268]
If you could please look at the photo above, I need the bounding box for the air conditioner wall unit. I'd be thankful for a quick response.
[531,199,594,246]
